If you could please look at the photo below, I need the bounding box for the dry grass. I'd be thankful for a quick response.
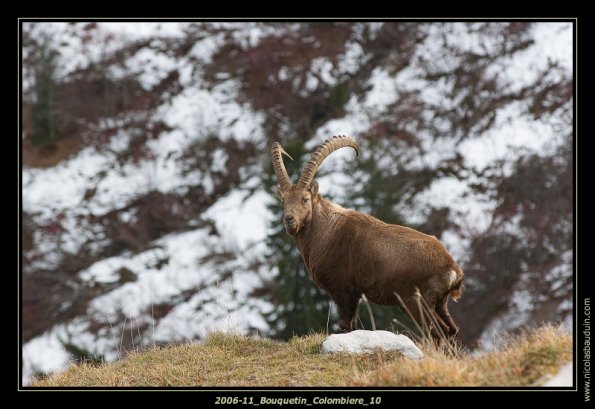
[32,324,571,387]
[32,332,403,387]
[355,324,572,386]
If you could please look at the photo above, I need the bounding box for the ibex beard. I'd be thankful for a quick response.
[271,135,464,338]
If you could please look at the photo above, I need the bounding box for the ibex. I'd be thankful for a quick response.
[271,135,464,336]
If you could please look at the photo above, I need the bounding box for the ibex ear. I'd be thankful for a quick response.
[276,186,284,201]
[309,180,319,195]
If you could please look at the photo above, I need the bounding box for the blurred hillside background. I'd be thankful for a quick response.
[21,21,573,384]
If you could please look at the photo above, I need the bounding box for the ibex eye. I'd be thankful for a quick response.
[302,197,309,203]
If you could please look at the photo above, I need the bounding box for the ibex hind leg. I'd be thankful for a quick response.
[435,296,459,337]
[422,274,454,338]
[428,269,462,338]
[401,295,446,340]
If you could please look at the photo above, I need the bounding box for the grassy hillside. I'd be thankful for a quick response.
[32,325,571,387]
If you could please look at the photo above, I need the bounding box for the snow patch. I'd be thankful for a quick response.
[203,189,269,253]
[22,333,71,385]
[157,81,265,143]
[364,68,399,113]
[339,41,366,75]
[87,228,214,317]
[543,362,573,387]
[99,22,188,39]
[125,46,179,91]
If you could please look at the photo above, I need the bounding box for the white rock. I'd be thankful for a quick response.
[543,362,573,387]
[321,330,423,359]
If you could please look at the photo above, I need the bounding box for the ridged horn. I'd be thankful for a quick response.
[271,142,294,191]
[296,135,359,190]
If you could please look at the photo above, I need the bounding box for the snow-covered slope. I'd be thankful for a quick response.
[22,22,274,383]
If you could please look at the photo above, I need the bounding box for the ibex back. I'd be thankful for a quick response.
[271,135,464,336]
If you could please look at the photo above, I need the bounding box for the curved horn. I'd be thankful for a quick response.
[296,135,359,190]
[271,142,294,191]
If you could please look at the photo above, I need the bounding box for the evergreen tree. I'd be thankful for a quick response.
[26,32,63,147]
[263,139,334,340]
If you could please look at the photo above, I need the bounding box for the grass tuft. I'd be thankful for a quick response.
[32,324,570,387]
[357,323,571,386]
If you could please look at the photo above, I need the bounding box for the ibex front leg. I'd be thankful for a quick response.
[335,292,359,332]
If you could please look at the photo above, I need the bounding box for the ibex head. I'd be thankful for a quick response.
[271,135,359,235]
